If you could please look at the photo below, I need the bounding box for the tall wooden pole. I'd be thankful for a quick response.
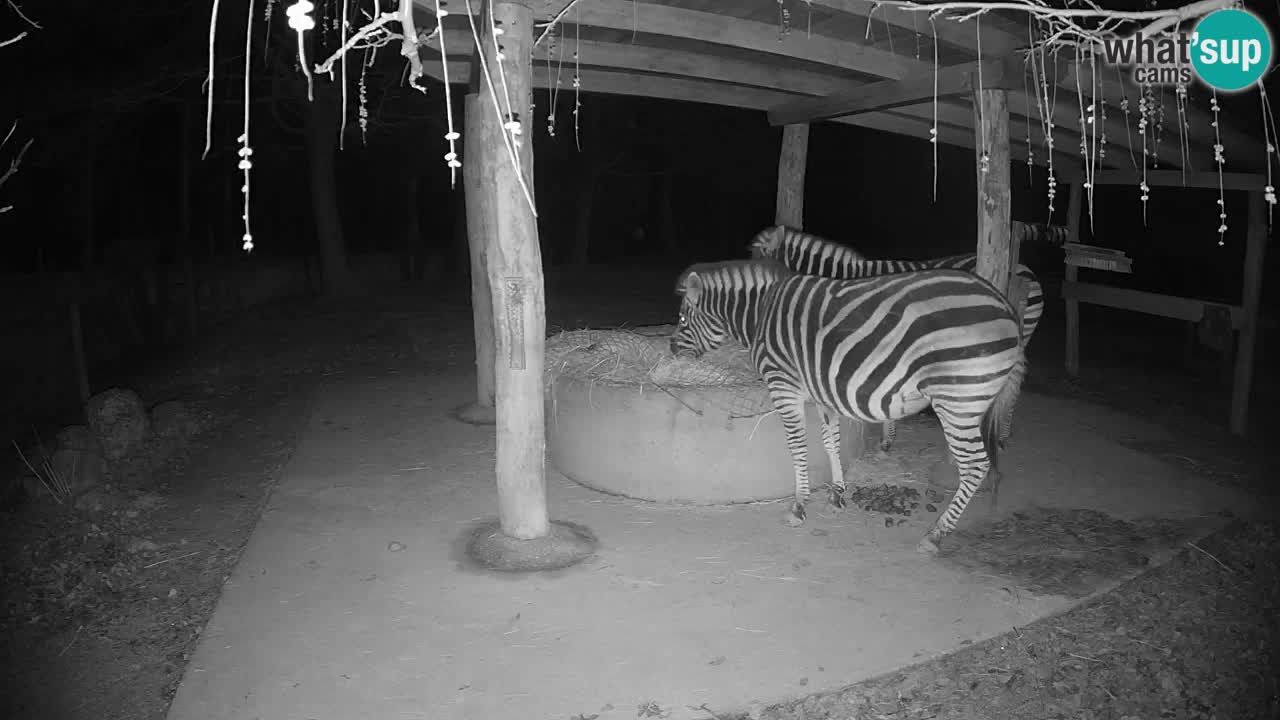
[1064,182,1084,377]
[479,0,548,540]
[774,124,809,227]
[1229,191,1269,435]
[972,89,1012,295]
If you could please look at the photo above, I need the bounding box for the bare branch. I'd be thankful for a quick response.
[0,136,35,192]
[313,11,402,76]
[876,0,1231,27]
[7,0,39,29]
[0,30,26,47]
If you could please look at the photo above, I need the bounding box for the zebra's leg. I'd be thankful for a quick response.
[818,407,846,510]
[917,407,992,555]
[879,420,897,453]
[769,394,812,526]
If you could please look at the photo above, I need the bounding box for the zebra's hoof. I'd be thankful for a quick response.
[786,503,806,527]
[878,441,893,453]
[828,488,846,510]
[915,537,940,555]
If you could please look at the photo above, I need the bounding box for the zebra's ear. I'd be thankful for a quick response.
[767,224,787,250]
[681,271,705,303]
[748,225,782,258]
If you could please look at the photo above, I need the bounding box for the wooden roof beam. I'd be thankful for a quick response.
[846,109,1085,183]
[1091,168,1269,191]
[425,30,848,97]
[806,1,1025,56]
[460,0,923,80]
[893,99,1111,172]
[430,28,1163,172]
[770,56,1023,126]
[422,58,1082,181]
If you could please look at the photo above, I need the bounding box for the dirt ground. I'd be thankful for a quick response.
[2,272,1277,720]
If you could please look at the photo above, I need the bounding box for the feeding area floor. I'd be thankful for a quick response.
[162,367,1256,720]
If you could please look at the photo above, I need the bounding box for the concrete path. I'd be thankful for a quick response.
[165,368,1254,720]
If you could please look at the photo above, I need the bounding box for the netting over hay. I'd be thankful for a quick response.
[544,326,775,418]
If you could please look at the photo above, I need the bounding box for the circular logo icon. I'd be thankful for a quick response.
[1192,8,1273,91]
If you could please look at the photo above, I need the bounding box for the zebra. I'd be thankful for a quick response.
[749,224,1047,453]
[669,259,1026,555]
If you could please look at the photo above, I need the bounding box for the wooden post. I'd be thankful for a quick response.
[774,124,809,227]
[463,76,496,411]
[479,0,549,540]
[70,303,90,405]
[1230,191,1269,435]
[1064,183,1084,377]
[972,89,1012,294]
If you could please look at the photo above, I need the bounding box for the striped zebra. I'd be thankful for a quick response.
[669,259,1026,554]
[749,224,1045,453]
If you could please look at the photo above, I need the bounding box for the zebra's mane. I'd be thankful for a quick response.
[749,225,871,263]
[674,259,792,296]
[787,230,870,262]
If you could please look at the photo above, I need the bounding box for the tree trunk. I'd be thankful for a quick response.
[480,0,549,540]
[306,97,351,298]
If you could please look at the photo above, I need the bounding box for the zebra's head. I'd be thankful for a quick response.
[669,260,789,357]
[747,225,790,260]
[669,269,729,358]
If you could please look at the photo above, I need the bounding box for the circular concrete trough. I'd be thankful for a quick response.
[545,326,843,505]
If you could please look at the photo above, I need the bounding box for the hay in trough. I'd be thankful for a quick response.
[544,326,775,417]
[941,508,1202,599]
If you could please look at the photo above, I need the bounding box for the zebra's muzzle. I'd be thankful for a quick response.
[669,338,698,358]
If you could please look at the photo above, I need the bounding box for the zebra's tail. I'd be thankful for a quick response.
[982,345,1028,511]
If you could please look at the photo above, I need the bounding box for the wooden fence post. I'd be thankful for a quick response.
[1230,191,1269,435]
[774,124,809,228]
[972,88,1012,295]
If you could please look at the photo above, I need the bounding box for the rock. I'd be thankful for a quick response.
[49,447,107,497]
[1155,667,1184,698]
[56,425,102,454]
[74,486,125,515]
[85,388,152,461]
[125,536,161,554]
[150,400,200,439]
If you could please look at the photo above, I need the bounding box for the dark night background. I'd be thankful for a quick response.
[2,0,1278,439]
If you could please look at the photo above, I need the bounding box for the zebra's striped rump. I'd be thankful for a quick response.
[672,259,1025,554]
[750,224,1038,452]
